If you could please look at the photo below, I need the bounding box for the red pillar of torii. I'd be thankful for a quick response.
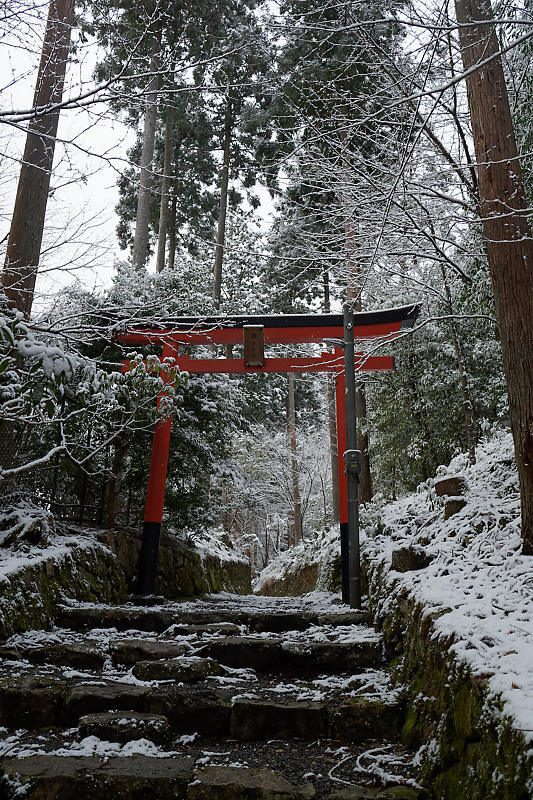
[117,305,419,598]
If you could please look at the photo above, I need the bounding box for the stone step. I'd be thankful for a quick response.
[131,655,223,682]
[231,698,327,741]
[202,637,383,672]
[55,604,369,635]
[61,682,151,725]
[0,755,194,799]
[189,766,315,799]
[0,758,325,800]
[78,711,170,744]
[0,674,67,728]
[146,685,233,737]
[27,642,106,671]
[110,639,191,667]
[0,669,403,743]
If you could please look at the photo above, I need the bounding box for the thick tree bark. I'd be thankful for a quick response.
[287,372,303,544]
[2,0,75,317]
[131,31,161,270]
[212,97,233,308]
[455,0,533,554]
[155,104,174,273]
[323,271,340,522]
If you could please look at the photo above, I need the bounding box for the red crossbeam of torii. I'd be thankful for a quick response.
[116,306,419,596]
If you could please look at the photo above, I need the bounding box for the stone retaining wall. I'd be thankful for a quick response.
[363,556,533,800]
[0,538,127,638]
[97,529,251,597]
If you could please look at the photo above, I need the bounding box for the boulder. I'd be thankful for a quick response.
[444,498,468,519]
[434,476,468,498]
[391,547,433,573]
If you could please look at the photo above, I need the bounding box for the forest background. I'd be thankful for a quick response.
[0,0,532,571]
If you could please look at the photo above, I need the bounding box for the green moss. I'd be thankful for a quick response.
[0,541,127,639]
[362,553,533,799]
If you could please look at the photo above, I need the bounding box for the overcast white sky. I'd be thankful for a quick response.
[0,4,279,316]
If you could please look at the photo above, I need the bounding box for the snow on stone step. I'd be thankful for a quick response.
[79,711,170,744]
[202,637,383,673]
[55,602,369,635]
[189,765,315,799]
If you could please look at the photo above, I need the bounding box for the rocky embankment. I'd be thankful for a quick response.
[0,525,251,639]
[253,434,533,799]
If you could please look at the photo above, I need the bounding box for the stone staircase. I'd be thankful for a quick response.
[0,595,429,799]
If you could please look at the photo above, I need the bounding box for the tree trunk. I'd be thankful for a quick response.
[323,270,340,522]
[103,439,128,529]
[455,0,533,554]
[131,31,161,270]
[155,104,174,273]
[355,388,372,501]
[2,0,75,317]
[168,192,177,271]
[212,97,233,308]
[440,264,476,464]
[287,372,303,544]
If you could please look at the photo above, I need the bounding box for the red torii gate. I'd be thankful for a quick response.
[117,305,419,599]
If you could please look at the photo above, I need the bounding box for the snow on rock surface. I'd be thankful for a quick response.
[366,430,533,743]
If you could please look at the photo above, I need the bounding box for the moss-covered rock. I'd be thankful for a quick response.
[0,537,127,639]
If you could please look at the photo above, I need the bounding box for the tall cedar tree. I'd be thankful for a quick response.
[455,0,533,554]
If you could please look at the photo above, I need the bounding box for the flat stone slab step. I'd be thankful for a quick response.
[0,642,105,671]
[189,765,315,799]
[62,682,151,724]
[0,669,403,742]
[329,789,424,799]
[0,758,320,800]
[79,711,170,744]
[56,604,369,635]
[0,755,194,799]
[203,638,382,672]
[111,639,191,666]
[231,698,327,741]
[132,656,223,682]
[0,673,67,728]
